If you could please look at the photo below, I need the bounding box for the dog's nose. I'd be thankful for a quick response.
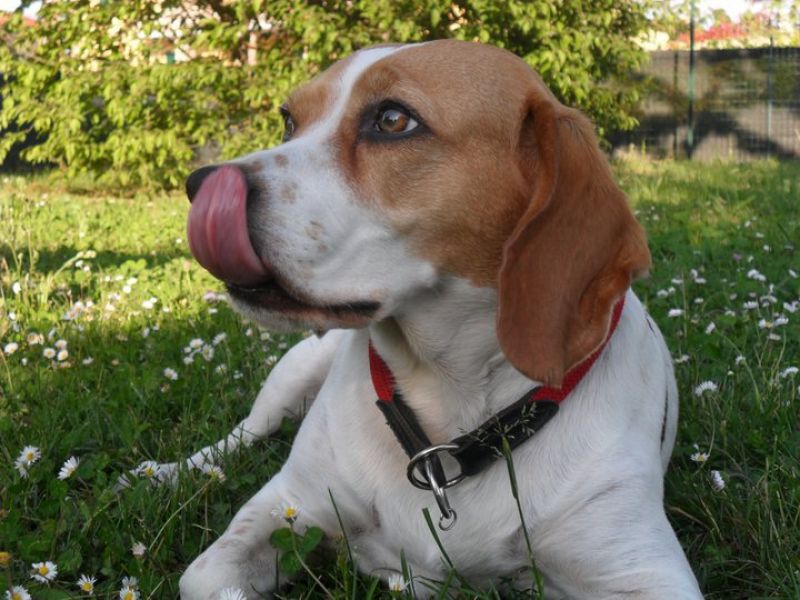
[185,165,219,203]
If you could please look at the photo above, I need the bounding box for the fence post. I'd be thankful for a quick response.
[767,36,774,158]
[687,0,696,159]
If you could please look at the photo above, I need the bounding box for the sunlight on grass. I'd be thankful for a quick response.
[1,161,799,598]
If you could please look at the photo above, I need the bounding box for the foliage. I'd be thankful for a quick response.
[0,1,649,188]
[0,161,799,597]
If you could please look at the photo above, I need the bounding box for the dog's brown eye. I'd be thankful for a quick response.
[280,106,295,142]
[375,108,418,134]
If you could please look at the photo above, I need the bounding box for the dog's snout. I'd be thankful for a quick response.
[186,165,220,203]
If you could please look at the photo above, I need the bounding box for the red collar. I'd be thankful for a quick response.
[368,296,626,529]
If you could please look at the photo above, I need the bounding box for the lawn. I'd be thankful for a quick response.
[0,160,798,599]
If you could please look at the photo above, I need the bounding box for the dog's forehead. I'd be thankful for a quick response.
[288,41,550,130]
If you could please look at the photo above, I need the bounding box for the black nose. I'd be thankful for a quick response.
[185,165,219,203]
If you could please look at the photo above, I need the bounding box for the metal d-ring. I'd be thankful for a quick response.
[406,444,465,531]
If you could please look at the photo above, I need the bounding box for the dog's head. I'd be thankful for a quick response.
[186,40,650,385]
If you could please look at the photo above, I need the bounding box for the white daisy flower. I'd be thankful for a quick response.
[704,322,716,334]
[131,541,147,558]
[212,333,227,345]
[189,338,204,349]
[214,364,227,374]
[784,301,798,314]
[12,281,21,294]
[3,342,18,355]
[5,585,32,600]
[673,354,690,364]
[388,573,407,592]
[779,366,798,379]
[136,461,161,479]
[690,451,709,463]
[667,308,683,318]
[163,368,178,381]
[734,355,745,365]
[271,501,300,523]
[742,301,759,310]
[77,574,97,594]
[119,585,140,600]
[202,464,226,482]
[746,269,766,282]
[82,357,94,365]
[58,456,80,480]
[43,347,56,359]
[709,470,726,491]
[126,277,138,286]
[219,588,248,600]
[693,381,718,396]
[789,268,798,279]
[17,445,41,468]
[774,316,789,327]
[121,576,138,589]
[31,560,58,582]
[201,345,214,362]
[55,339,68,350]
[183,356,194,365]
[57,349,69,362]
[27,332,44,345]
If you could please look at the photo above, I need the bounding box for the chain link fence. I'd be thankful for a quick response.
[610,46,800,160]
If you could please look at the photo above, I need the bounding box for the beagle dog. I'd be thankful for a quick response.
[173,40,703,599]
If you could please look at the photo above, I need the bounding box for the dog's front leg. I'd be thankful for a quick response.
[179,470,305,599]
[150,330,345,483]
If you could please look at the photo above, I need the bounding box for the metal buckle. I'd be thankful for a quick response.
[406,443,465,530]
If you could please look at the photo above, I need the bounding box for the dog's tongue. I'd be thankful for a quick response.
[187,165,270,286]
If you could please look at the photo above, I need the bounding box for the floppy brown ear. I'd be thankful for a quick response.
[496,95,651,386]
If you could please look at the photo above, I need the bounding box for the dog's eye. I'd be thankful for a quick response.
[280,106,295,142]
[375,107,418,134]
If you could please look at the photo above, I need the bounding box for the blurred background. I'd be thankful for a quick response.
[1,0,798,189]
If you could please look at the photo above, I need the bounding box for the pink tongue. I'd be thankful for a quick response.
[187,165,271,286]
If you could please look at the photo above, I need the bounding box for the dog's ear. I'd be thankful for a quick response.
[496,94,651,386]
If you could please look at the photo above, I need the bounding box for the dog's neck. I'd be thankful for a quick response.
[368,277,536,440]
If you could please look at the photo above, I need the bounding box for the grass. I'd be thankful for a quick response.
[0,159,798,599]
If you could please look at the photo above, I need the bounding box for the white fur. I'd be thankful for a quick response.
[172,45,703,599]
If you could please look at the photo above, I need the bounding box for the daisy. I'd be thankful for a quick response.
[57,349,69,362]
[201,345,214,362]
[704,322,716,334]
[77,574,97,594]
[11,281,21,294]
[709,470,726,491]
[693,381,718,397]
[388,573,407,592]
[3,342,18,355]
[673,354,690,364]
[82,357,94,365]
[214,364,227,374]
[55,339,68,350]
[219,588,248,600]
[121,576,138,589]
[202,464,226,482]
[43,347,56,359]
[31,560,58,582]
[163,368,178,381]
[189,338,204,349]
[27,332,43,345]
[183,356,194,365]
[667,308,683,318]
[747,269,766,282]
[119,585,140,600]
[16,446,41,468]
[271,501,300,524]
[735,355,746,365]
[131,541,147,558]
[5,586,31,600]
[779,366,798,379]
[690,451,709,463]
[212,333,227,345]
[136,461,161,479]
[742,301,759,310]
[58,456,80,480]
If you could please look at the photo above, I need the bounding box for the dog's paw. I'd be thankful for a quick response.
[180,538,274,600]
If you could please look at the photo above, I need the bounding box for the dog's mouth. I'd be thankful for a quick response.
[226,279,380,322]
[186,165,380,325]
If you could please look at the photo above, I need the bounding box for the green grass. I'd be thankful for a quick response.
[0,160,798,599]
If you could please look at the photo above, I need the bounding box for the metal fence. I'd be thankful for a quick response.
[610,46,800,160]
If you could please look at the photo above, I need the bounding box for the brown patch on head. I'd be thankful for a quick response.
[274,153,288,167]
[326,40,649,383]
[305,220,324,240]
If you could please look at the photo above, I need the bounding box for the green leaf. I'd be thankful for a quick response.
[269,527,294,552]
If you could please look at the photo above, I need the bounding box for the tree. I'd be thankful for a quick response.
[0,1,650,188]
